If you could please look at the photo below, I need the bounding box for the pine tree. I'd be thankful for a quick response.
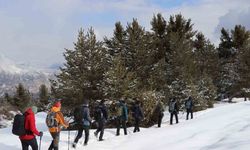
[13,83,31,111]
[234,26,250,97]
[126,19,152,89]
[105,22,132,99]
[165,14,196,102]
[105,55,136,99]
[150,13,167,62]
[217,25,250,99]
[193,32,218,76]
[149,13,168,96]
[4,93,13,105]
[193,32,218,106]
[52,28,108,108]
[105,19,152,98]
[39,84,49,111]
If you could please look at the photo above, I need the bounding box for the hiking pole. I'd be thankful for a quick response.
[39,135,42,150]
[68,130,70,150]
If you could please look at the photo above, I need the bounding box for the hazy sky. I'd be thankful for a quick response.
[0,0,249,69]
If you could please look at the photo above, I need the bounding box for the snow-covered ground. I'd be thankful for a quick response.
[1,99,250,150]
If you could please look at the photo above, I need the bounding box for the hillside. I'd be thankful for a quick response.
[0,99,249,150]
[0,55,51,96]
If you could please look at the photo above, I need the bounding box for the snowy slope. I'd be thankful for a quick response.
[0,54,23,74]
[0,54,51,95]
[1,100,250,150]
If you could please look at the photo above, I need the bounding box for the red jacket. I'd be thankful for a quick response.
[19,108,40,140]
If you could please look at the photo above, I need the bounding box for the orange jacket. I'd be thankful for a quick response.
[48,106,69,133]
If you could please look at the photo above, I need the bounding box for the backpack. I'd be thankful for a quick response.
[185,100,192,109]
[46,112,58,128]
[133,106,143,120]
[94,107,104,121]
[82,107,90,126]
[12,114,26,136]
[169,101,176,113]
[74,106,84,124]
[122,105,128,121]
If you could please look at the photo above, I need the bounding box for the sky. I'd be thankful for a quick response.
[0,0,250,69]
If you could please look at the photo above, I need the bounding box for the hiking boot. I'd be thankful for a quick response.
[99,139,104,141]
[72,143,76,148]
[84,143,88,146]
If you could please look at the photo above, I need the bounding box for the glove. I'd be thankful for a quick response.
[39,131,43,137]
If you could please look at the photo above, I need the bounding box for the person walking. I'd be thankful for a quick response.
[185,96,194,120]
[47,101,69,150]
[72,103,92,148]
[154,100,164,127]
[131,100,144,133]
[94,100,108,141]
[116,100,128,136]
[169,98,179,125]
[19,106,43,150]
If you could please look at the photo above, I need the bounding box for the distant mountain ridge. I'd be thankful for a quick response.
[0,55,52,96]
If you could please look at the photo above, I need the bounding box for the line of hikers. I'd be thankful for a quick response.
[12,96,194,150]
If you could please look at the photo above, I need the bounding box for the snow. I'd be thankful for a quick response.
[0,54,23,74]
[0,54,51,75]
[1,100,250,150]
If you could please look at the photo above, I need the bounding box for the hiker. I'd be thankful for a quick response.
[185,96,194,120]
[19,106,43,150]
[72,102,92,148]
[116,100,128,136]
[131,100,144,132]
[154,100,164,127]
[47,101,69,150]
[169,98,179,125]
[94,100,108,141]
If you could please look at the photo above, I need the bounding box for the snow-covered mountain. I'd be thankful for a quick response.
[0,55,52,96]
[0,99,249,150]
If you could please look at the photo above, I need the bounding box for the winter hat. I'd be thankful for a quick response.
[53,101,61,108]
[31,106,38,114]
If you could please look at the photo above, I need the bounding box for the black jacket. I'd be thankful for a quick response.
[132,104,144,120]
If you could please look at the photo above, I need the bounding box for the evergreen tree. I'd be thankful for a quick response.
[165,14,196,102]
[234,26,250,97]
[13,83,31,111]
[149,13,168,96]
[150,13,167,62]
[105,19,152,99]
[4,92,13,105]
[125,19,152,89]
[217,25,250,99]
[52,28,108,108]
[104,22,127,58]
[39,84,49,111]
[105,22,131,99]
[105,55,136,99]
[193,32,218,76]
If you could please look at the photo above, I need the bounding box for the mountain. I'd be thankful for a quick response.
[0,99,249,150]
[0,55,52,96]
